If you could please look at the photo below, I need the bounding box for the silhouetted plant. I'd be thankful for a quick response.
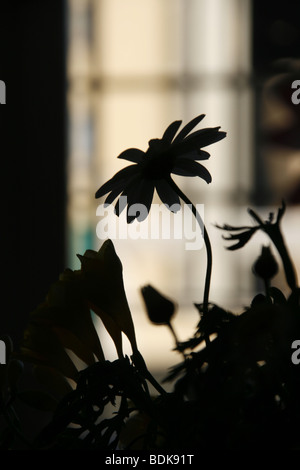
[1,116,300,450]
[96,115,226,320]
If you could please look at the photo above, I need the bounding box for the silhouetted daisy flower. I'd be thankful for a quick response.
[95,115,226,222]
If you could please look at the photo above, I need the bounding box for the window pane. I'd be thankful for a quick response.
[93,0,184,76]
[67,0,253,370]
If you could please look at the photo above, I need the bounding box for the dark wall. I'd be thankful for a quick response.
[252,0,300,75]
[0,1,67,347]
[251,0,300,205]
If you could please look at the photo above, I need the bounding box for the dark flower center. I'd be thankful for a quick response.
[141,139,174,180]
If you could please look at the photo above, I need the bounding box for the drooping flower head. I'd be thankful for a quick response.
[95,115,226,222]
[252,245,279,282]
[141,284,176,325]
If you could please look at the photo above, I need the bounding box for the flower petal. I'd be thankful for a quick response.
[179,150,211,161]
[117,148,145,164]
[215,223,253,232]
[95,165,138,198]
[172,166,196,177]
[222,230,254,241]
[215,219,260,249]
[184,127,227,148]
[114,179,140,216]
[104,186,124,206]
[114,193,128,216]
[172,158,212,183]
[162,120,182,144]
[125,179,147,223]
[155,179,181,210]
[127,179,155,222]
[221,227,257,250]
[169,128,226,159]
[113,177,154,222]
[104,174,139,206]
[173,114,206,143]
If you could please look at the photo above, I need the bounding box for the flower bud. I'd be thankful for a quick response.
[141,285,176,325]
[253,245,278,281]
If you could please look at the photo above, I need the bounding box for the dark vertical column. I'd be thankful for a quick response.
[251,0,300,205]
[0,1,67,348]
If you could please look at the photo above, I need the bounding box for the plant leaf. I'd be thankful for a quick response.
[20,324,79,381]
[33,365,73,400]
[78,240,137,354]
[18,390,58,412]
[43,271,105,362]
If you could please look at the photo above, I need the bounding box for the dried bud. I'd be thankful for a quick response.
[141,285,176,325]
[253,245,278,281]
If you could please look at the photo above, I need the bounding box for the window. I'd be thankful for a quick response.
[67,0,256,372]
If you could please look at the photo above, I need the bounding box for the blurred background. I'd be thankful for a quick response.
[2,0,300,376]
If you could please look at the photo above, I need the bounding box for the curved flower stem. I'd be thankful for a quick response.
[268,230,298,292]
[167,321,186,360]
[167,177,212,345]
[167,321,180,346]
[131,349,167,396]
